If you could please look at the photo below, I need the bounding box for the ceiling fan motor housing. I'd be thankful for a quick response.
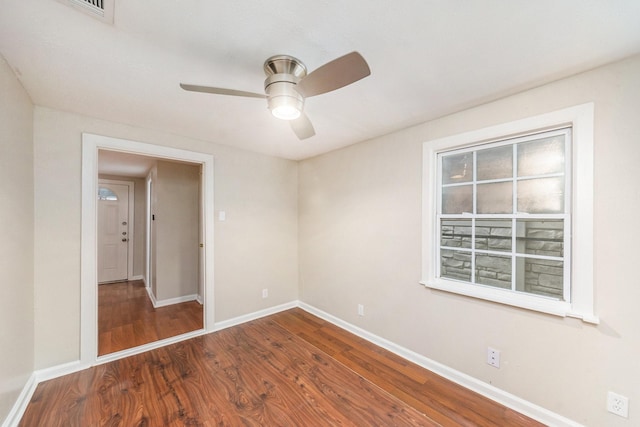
[263,55,307,119]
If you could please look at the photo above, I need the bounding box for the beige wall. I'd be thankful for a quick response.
[32,107,299,369]
[299,54,640,426]
[154,160,200,301]
[0,57,34,421]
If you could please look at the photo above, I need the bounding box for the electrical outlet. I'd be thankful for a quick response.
[262,289,268,299]
[607,391,629,418]
[357,304,364,316]
[487,347,500,368]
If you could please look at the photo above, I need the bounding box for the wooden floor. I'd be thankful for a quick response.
[21,308,544,426]
[98,280,203,355]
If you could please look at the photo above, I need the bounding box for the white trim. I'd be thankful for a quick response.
[130,274,144,281]
[81,133,215,366]
[96,330,207,365]
[145,284,157,307]
[298,302,584,427]
[151,294,199,308]
[145,174,152,291]
[424,278,572,317]
[213,301,299,332]
[34,360,88,383]
[97,178,135,281]
[1,374,37,427]
[422,103,597,323]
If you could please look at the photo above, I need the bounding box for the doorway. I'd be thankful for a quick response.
[97,158,203,355]
[81,133,215,365]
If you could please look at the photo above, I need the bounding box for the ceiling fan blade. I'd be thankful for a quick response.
[290,113,315,140]
[180,83,266,99]
[295,51,371,97]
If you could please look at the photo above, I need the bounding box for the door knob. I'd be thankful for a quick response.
[122,238,128,242]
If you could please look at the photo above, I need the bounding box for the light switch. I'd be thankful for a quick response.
[218,211,226,221]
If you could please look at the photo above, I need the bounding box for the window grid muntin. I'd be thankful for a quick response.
[436,128,571,301]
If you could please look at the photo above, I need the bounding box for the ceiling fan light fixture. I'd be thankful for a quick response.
[271,102,301,120]
[264,72,305,121]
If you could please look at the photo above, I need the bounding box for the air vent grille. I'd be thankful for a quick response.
[61,0,113,23]
[83,0,104,10]
[71,0,104,14]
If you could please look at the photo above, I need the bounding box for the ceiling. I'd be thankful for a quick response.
[2,0,640,161]
[98,150,158,178]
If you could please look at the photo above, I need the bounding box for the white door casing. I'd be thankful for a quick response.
[146,176,153,292]
[97,181,131,283]
[81,133,215,366]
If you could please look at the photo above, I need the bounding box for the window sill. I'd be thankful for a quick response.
[420,279,599,324]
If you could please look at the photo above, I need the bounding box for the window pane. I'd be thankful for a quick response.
[441,249,471,281]
[442,153,473,184]
[516,220,564,257]
[98,187,118,201]
[517,135,565,177]
[517,177,564,213]
[476,219,512,252]
[441,219,472,249]
[516,258,564,299]
[477,181,512,214]
[477,145,512,181]
[475,254,511,289]
[442,185,473,214]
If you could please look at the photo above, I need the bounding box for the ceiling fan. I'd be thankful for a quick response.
[180,51,371,140]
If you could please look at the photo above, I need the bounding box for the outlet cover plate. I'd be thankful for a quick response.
[607,391,629,418]
[487,347,500,368]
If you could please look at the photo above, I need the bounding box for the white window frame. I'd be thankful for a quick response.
[421,103,598,324]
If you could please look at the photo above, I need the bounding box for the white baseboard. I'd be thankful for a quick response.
[2,360,91,427]
[298,302,583,427]
[96,329,207,365]
[34,360,88,383]
[213,301,298,332]
[153,294,198,308]
[1,374,37,427]
[146,288,198,308]
[145,285,157,306]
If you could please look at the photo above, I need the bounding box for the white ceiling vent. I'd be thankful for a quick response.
[77,0,104,11]
[59,0,114,23]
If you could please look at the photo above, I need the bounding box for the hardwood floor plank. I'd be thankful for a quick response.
[98,280,203,355]
[272,308,545,427]
[268,309,327,337]
[21,308,544,426]
[240,319,436,426]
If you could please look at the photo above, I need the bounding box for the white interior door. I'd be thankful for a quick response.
[98,182,130,283]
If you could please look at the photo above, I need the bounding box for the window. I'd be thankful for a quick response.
[98,187,118,201]
[422,104,598,323]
